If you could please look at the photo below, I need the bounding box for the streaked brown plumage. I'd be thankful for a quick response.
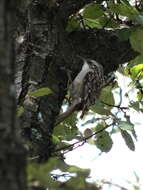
[71,59,104,118]
[80,60,104,117]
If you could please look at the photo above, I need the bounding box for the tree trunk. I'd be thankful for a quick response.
[0,1,27,189]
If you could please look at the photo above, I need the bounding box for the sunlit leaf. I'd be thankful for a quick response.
[17,106,24,117]
[61,113,77,126]
[54,114,78,141]
[65,176,86,189]
[95,131,113,152]
[28,157,69,187]
[68,166,90,177]
[129,55,143,68]
[137,90,143,101]
[130,29,143,54]
[91,86,114,115]
[100,86,115,105]
[87,139,95,145]
[91,86,115,115]
[28,87,52,97]
[118,120,134,131]
[130,64,143,79]
[27,160,58,187]
[110,2,138,18]
[120,129,135,151]
[95,123,105,131]
[121,0,131,6]
[91,100,111,115]
[83,13,119,29]
[83,18,103,29]
[83,3,104,20]
[52,135,61,144]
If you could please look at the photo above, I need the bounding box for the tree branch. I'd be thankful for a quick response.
[68,29,139,74]
[53,122,114,155]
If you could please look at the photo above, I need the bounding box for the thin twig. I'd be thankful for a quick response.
[102,180,128,190]
[53,122,115,155]
[101,101,129,110]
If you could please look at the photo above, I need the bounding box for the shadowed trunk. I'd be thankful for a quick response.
[0,1,27,189]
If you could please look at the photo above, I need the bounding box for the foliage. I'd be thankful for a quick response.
[27,158,100,190]
[17,0,143,189]
[28,87,53,97]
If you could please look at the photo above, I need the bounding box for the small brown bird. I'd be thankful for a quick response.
[71,59,105,118]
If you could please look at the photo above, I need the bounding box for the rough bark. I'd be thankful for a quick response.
[15,0,138,162]
[0,1,27,189]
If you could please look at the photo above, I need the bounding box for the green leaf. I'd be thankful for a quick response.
[68,166,90,177]
[95,123,105,131]
[120,130,135,151]
[129,101,140,112]
[95,131,113,152]
[131,128,138,141]
[66,16,80,32]
[105,18,119,28]
[100,86,115,105]
[129,55,143,67]
[130,64,143,79]
[87,139,95,145]
[83,18,103,29]
[91,86,114,115]
[137,90,143,101]
[17,106,24,117]
[118,120,134,131]
[121,0,131,6]
[132,14,143,25]
[117,28,132,41]
[84,15,119,29]
[28,87,52,97]
[28,158,68,183]
[65,176,86,189]
[130,29,143,54]
[52,135,61,144]
[83,3,104,20]
[54,115,78,141]
[28,158,63,187]
[61,113,77,126]
[91,100,111,115]
[110,2,138,18]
